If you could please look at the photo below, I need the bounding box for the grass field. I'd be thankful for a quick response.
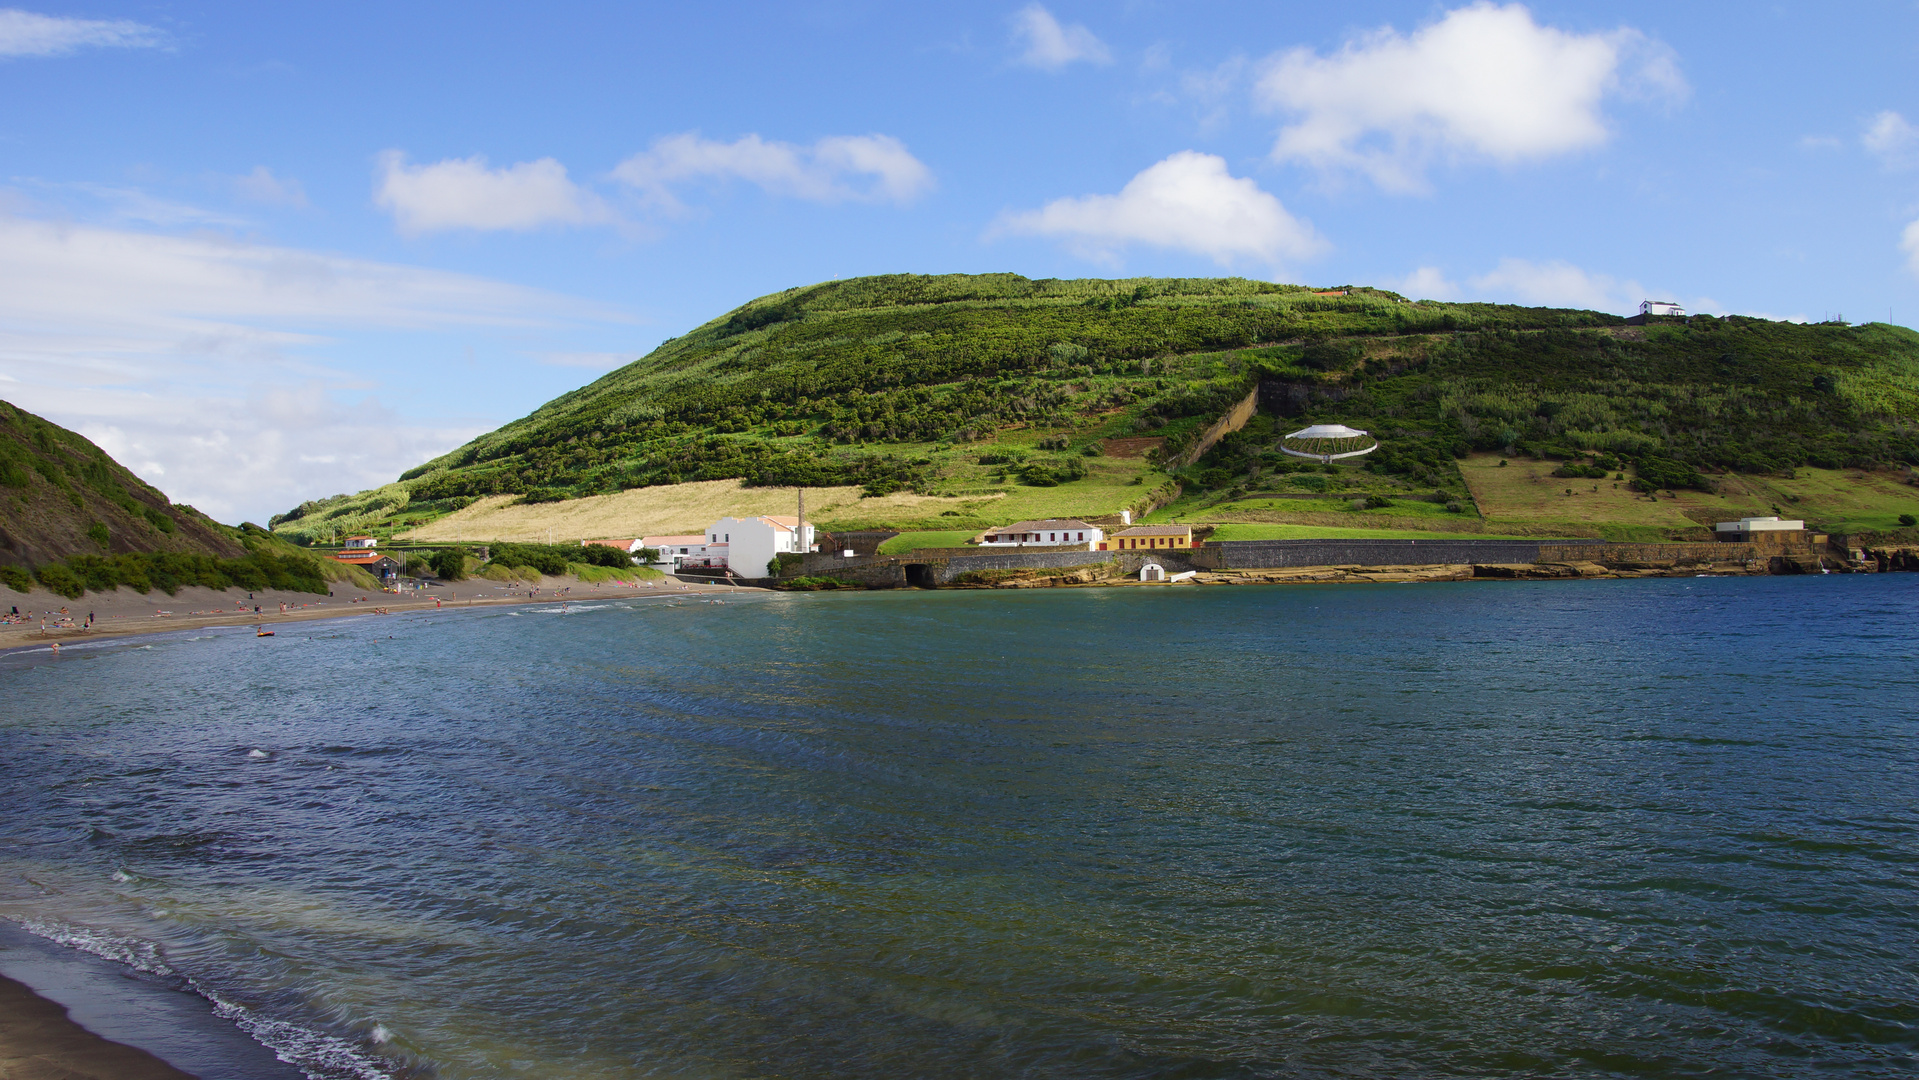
[1458,454,1919,534]
[399,459,1158,542]
[876,529,982,554]
[1206,523,1515,542]
[1196,495,1467,520]
[398,480,991,542]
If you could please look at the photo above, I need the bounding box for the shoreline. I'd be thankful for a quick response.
[0,973,197,1080]
[0,574,754,655]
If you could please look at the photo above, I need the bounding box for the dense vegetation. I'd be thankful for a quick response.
[5,525,331,599]
[268,275,1919,539]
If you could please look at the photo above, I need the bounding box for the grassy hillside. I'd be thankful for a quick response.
[0,400,366,598]
[0,400,241,564]
[268,274,1919,543]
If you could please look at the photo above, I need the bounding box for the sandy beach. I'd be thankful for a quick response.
[0,974,197,1080]
[0,573,753,653]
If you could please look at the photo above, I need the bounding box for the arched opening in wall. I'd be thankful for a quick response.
[1140,562,1166,582]
[904,563,936,587]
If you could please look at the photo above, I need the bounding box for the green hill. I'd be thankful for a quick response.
[0,400,240,565]
[266,273,1919,542]
[0,400,349,598]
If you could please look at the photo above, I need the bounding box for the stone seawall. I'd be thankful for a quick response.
[1538,541,1757,565]
[779,535,1863,589]
[784,547,1204,588]
[1203,538,1587,569]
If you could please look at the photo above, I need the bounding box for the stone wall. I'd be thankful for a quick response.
[1203,537,1578,568]
[1537,541,1757,565]
[784,546,1205,588]
[780,535,1851,589]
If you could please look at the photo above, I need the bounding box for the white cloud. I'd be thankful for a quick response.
[1394,266,1462,300]
[233,166,308,207]
[990,151,1323,266]
[1864,110,1919,168]
[1256,2,1686,193]
[1394,258,1737,316]
[58,182,250,228]
[0,210,620,522]
[0,7,160,57]
[374,151,613,235]
[612,133,933,210]
[1902,219,1919,278]
[1010,4,1111,70]
[1468,257,1647,312]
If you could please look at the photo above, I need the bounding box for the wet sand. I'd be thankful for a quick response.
[0,974,197,1080]
[0,574,754,653]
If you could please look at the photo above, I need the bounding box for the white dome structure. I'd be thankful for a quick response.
[1280,423,1379,463]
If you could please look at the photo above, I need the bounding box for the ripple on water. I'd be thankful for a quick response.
[0,576,1915,1078]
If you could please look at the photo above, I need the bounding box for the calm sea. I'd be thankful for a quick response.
[1,577,1915,1079]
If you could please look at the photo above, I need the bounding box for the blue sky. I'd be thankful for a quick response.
[3,2,1916,523]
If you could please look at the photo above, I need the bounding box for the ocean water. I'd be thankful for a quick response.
[0,576,1915,1079]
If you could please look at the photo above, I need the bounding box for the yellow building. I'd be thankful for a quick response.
[1107,525,1194,550]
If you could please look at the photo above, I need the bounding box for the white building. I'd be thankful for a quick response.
[642,534,725,570]
[1640,300,1686,317]
[342,535,377,549]
[706,515,816,577]
[1714,515,1804,541]
[978,518,1104,549]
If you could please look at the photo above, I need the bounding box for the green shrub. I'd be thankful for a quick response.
[1551,463,1609,479]
[34,563,84,599]
[430,547,468,581]
[143,507,176,533]
[1900,513,1917,527]
[575,543,634,569]
[777,575,857,590]
[86,522,110,548]
[0,565,30,592]
[1632,456,1709,492]
[486,542,572,575]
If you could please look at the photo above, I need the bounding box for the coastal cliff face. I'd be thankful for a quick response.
[0,401,241,567]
